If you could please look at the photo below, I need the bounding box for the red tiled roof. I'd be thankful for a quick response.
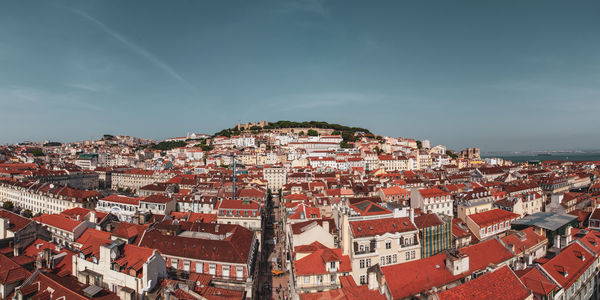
[383,238,514,299]
[540,241,595,289]
[501,228,546,255]
[289,204,321,220]
[349,217,416,238]
[294,247,351,275]
[419,188,450,198]
[237,187,266,198]
[294,241,330,253]
[0,253,30,285]
[436,266,530,300]
[100,195,142,206]
[291,218,337,235]
[300,275,386,300]
[33,214,82,232]
[452,219,470,238]
[467,208,519,227]
[111,222,149,244]
[217,199,261,210]
[590,208,600,220]
[0,209,32,233]
[138,225,254,264]
[414,213,444,229]
[349,200,391,216]
[380,186,409,196]
[519,267,558,296]
[140,194,172,204]
[76,228,112,260]
[284,193,310,201]
[459,239,515,271]
[382,252,464,299]
[18,271,119,300]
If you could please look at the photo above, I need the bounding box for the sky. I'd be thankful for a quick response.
[1,0,599,152]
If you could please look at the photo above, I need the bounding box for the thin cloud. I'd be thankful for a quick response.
[271,92,381,111]
[69,8,199,95]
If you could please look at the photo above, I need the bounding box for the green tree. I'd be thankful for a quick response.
[307,129,319,136]
[22,209,32,218]
[31,149,44,157]
[416,140,423,149]
[2,201,14,211]
[299,131,305,136]
[446,150,458,159]
[199,144,213,151]
[149,141,186,151]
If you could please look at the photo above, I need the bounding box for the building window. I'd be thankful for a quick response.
[393,254,397,263]
[171,259,178,269]
[360,275,366,285]
[386,240,392,249]
[411,251,415,259]
[406,252,410,260]
[386,255,391,264]
[222,266,230,278]
[360,259,365,268]
[209,264,216,275]
[183,261,190,272]
[196,262,203,273]
[236,266,244,279]
[366,258,371,267]
[330,274,336,283]
[330,261,336,270]
[304,276,310,284]
[380,256,385,266]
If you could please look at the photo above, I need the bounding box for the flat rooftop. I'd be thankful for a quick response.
[511,212,577,231]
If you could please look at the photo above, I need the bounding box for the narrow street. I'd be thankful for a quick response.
[256,193,291,300]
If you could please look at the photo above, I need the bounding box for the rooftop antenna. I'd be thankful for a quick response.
[231,153,237,200]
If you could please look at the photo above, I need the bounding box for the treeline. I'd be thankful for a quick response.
[147,141,187,151]
[264,121,371,134]
[213,120,372,138]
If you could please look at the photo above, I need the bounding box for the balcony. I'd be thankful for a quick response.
[296,283,340,293]
[400,242,419,249]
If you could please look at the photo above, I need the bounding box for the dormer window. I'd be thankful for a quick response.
[555,265,568,277]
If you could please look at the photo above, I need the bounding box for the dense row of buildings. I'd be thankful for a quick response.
[0,127,599,299]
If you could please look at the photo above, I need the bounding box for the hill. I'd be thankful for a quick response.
[212,120,372,146]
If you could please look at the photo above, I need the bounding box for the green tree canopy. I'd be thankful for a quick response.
[2,201,14,211]
[31,149,44,157]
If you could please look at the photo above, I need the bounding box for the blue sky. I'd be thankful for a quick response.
[1,0,599,151]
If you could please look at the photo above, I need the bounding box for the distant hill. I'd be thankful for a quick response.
[214,120,371,136]
[212,120,373,146]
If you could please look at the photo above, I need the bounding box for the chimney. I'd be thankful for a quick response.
[89,210,97,223]
[322,220,330,234]
[409,208,414,224]
[535,226,545,237]
[368,270,378,290]
[341,210,351,256]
